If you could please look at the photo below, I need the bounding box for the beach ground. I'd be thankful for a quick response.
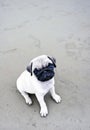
[0,0,90,130]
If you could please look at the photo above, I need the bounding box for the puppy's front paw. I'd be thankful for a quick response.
[40,107,48,117]
[53,94,61,103]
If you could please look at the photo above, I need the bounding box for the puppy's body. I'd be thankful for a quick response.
[16,55,61,117]
[17,70,54,95]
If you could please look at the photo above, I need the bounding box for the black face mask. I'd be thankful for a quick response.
[34,63,55,82]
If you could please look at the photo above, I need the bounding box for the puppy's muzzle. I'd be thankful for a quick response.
[34,63,55,82]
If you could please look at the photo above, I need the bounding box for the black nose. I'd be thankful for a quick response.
[43,71,48,77]
[44,70,47,73]
[44,71,51,78]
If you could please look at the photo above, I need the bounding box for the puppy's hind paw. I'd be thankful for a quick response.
[25,98,32,105]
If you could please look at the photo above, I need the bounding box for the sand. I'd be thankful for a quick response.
[0,0,90,129]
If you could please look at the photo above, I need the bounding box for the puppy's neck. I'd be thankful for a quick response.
[32,74,54,85]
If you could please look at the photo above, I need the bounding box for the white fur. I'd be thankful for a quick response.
[16,55,61,117]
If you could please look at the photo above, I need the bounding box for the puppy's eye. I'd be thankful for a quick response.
[34,68,38,74]
[48,63,51,66]
[48,63,53,67]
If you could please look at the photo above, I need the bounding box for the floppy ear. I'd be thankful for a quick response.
[48,56,56,67]
[26,62,33,76]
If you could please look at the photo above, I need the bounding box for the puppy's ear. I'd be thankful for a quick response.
[48,56,56,67]
[26,62,33,76]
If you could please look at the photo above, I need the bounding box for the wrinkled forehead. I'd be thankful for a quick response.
[31,55,52,70]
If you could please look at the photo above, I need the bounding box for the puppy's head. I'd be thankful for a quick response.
[27,55,56,82]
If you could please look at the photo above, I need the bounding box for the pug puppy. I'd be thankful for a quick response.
[16,55,61,117]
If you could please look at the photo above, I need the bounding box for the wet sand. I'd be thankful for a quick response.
[0,0,90,129]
